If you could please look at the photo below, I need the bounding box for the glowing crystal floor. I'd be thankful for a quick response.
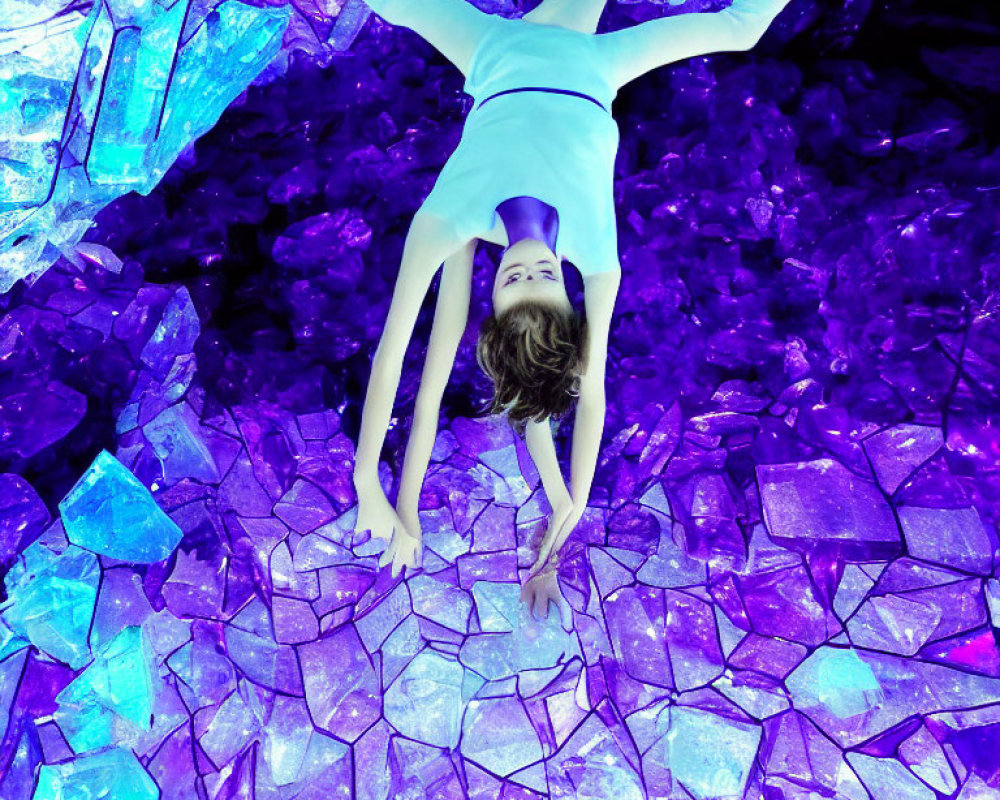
[1,0,999,798]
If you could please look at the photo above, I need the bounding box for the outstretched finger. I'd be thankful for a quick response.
[378,539,395,569]
[532,593,548,621]
[520,580,535,609]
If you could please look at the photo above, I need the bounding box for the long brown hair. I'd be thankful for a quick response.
[475,299,588,436]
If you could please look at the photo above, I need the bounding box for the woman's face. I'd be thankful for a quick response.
[492,238,571,315]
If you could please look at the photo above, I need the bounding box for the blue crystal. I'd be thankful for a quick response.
[1,0,291,293]
[54,626,155,754]
[30,747,158,800]
[663,706,761,799]
[461,695,543,777]
[786,646,884,719]
[846,752,937,800]
[384,648,477,748]
[1,540,99,669]
[58,449,183,563]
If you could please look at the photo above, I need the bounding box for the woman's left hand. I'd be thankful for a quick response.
[519,568,573,630]
[529,501,584,581]
[378,527,423,579]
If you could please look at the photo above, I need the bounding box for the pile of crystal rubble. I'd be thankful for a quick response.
[1,0,999,798]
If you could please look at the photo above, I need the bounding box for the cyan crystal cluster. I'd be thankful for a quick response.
[0,0,291,294]
[1,0,999,798]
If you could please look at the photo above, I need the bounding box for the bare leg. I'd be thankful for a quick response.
[522,0,608,34]
[594,0,791,90]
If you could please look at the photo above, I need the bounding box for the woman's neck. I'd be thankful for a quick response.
[496,196,559,254]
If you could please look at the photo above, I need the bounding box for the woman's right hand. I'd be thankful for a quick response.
[353,478,406,543]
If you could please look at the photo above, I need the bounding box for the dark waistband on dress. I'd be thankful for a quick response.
[475,86,609,113]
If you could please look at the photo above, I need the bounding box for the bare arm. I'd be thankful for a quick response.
[534,268,621,564]
[365,0,499,75]
[594,0,792,90]
[524,417,573,515]
[395,239,477,523]
[353,212,467,486]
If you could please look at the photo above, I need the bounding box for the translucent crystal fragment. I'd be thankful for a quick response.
[786,646,883,719]
[409,572,472,633]
[0,4,80,212]
[58,449,183,563]
[757,458,901,559]
[664,706,762,799]
[847,592,943,655]
[762,709,868,799]
[898,725,958,794]
[0,649,30,745]
[665,589,724,691]
[199,682,264,768]
[1,716,44,800]
[89,567,155,654]
[604,584,670,686]
[53,625,155,754]
[1,540,99,669]
[461,695,543,777]
[636,518,708,589]
[846,753,937,800]
[834,564,875,620]
[139,286,202,383]
[547,712,645,800]
[897,506,993,575]
[988,579,1000,628]
[0,614,30,663]
[260,695,350,789]
[1,0,291,293]
[863,423,944,494]
[299,623,380,742]
[789,647,1000,748]
[384,649,474,748]
[223,597,303,695]
[460,582,580,681]
[472,581,521,633]
[144,403,222,485]
[713,670,790,719]
[166,629,235,711]
[329,0,373,51]
[30,747,158,800]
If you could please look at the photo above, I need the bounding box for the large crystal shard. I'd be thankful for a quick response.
[59,449,183,563]
[31,747,158,800]
[664,706,762,800]
[1,539,99,669]
[383,648,475,749]
[757,458,901,559]
[53,625,155,753]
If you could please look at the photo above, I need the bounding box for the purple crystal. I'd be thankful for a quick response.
[3,0,1000,796]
